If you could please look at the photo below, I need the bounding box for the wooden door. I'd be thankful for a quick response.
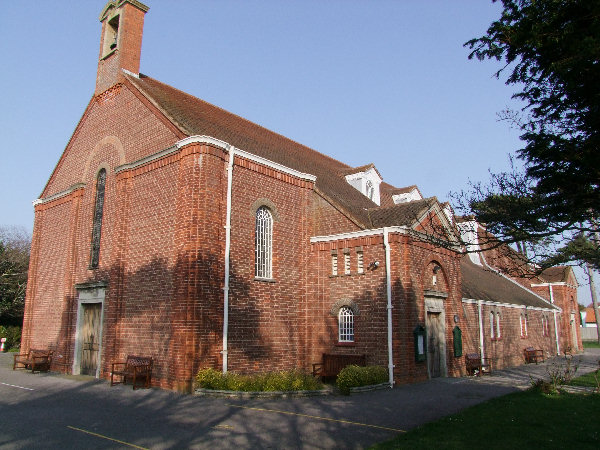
[427,312,442,378]
[81,303,102,375]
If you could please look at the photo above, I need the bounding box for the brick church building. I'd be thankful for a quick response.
[22,1,581,392]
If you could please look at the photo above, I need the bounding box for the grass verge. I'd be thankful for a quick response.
[372,388,599,449]
[583,340,600,349]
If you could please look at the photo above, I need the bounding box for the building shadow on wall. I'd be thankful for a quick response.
[52,250,269,387]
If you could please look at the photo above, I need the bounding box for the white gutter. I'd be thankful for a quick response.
[477,300,485,363]
[177,135,316,182]
[310,226,409,243]
[383,227,394,388]
[550,285,560,355]
[222,146,235,373]
[462,298,558,313]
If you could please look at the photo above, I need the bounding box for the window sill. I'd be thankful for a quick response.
[101,48,117,60]
[335,342,355,347]
[254,277,276,283]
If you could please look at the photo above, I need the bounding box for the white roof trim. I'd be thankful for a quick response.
[115,145,178,173]
[121,68,139,78]
[462,298,560,312]
[177,135,317,182]
[311,226,409,243]
[33,183,86,206]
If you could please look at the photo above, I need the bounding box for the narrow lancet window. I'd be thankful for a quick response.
[90,169,106,268]
[255,206,273,278]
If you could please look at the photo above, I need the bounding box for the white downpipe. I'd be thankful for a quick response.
[383,227,394,387]
[550,285,560,355]
[477,300,485,362]
[222,146,235,373]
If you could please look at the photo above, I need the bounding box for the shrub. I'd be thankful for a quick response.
[336,365,388,395]
[530,353,580,394]
[0,325,21,350]
[195,368,322,392]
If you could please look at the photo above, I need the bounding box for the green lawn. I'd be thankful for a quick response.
[570,370,600,389]
[373,386,599,449]
[583,340,600,349]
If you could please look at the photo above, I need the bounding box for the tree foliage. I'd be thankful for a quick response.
[0,226,30,325]
[458,0,600,270]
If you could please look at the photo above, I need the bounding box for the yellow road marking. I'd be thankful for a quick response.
[213,424,235,430]
[225,404,405,433]
[67,426,149,449]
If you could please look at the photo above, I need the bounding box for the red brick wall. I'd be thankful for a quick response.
[226,154,313,374]
[308,232,464,385]
[43,85,178,197]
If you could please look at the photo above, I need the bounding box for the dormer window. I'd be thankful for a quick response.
[392,186,422,204]
[344,165,382,205]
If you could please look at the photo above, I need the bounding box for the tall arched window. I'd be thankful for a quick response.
[338,306,354,342]
[90,169,106,268]
[255,206,273,278]
[489,311,495,339]
[495,312,501,339]
[520,313,528,337]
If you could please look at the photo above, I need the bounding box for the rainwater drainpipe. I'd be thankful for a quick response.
[222,146,235,373]
[477,300,485,363]
[383,227,395,387]
[549,285,560,355]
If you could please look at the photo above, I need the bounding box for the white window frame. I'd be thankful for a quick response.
[255,206,273,279]
[490,311,495,339]
[338,307,354,342]
[331,253,338,276]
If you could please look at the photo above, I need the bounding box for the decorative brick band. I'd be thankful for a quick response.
[95,84,123,104]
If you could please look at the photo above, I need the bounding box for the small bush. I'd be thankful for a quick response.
[336,365,388,395]
[0,326,21,350]
[195,368,323,392]
[530,353,580,394]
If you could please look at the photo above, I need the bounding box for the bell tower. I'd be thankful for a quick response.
[96,0,149,95]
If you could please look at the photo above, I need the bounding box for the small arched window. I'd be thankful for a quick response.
[489,312,495,339]
[338,306,354,342]
[255,206,273,278]
[365,180,374,200]
[90,169,106,268]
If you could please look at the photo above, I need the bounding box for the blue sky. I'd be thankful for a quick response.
[0,1,594,304]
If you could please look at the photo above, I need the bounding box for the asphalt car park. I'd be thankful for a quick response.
[1,350,598,449]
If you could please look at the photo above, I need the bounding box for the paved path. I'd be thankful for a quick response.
[1,349,598,449]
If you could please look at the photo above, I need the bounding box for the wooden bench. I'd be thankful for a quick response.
[524,347,544,364]
[465,353,491,376]
[110,355,153,390]
[312,353,366,378]
[13,349,54,373]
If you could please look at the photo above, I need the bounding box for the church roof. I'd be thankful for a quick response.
[368,197,436,228]
[125,73,441,231]
[461,258,557,310]
[539,266,571,284]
